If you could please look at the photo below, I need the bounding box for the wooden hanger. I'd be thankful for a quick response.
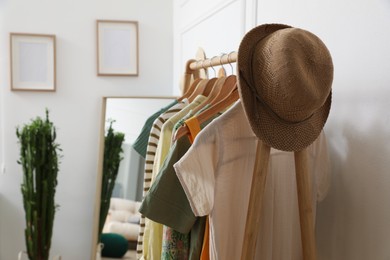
[201,78,218,97]
[173,84,239,142]
[198,59,219,97]
[195,60,237,111]
[192,75,237,115]
[177,78,202,102]
[178,56,211,101]
[187,78,210,102]
[196,83,238,123]
[199,56,237,108]
[207,75,237,106]
[190,77,226,115]
[218,66,227,78]
[190,61,233,114]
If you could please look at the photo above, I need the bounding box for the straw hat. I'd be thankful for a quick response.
[237,24,334,151]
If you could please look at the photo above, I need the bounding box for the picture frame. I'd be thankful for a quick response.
[96,20,139,76]
[10,33,56,92]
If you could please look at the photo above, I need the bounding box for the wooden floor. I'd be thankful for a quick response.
[101,250,136,260]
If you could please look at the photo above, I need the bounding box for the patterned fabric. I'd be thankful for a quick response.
[161,227,190,260]
[136,100,188,259]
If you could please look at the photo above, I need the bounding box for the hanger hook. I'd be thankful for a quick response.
[209,56,216,77]
[227,51,235,74]
[219,53,225,69]
[202,59,206,70]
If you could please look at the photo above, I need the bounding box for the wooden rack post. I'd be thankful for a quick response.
[184,50,316,260]
[294,149,317,259]
[241,143,317,260]
[241,140,271,259]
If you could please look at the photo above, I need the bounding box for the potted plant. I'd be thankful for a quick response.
[97,121,125,248]
[16,110,61,260]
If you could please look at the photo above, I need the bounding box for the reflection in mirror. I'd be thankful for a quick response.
[92,96,176,260]
[105,98,176,202]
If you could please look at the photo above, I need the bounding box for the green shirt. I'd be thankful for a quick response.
[132,99,178,158]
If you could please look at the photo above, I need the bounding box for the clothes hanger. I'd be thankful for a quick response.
[188,60,217,102]
[217,63,227,78]
[177,78,203,102]
[190,77,226,115]
[201,58,219,97]
[201,78,218,97]
[187,78,210,102]
[207,75,237,106]
[205,54,237,106]
[178,60,205,102]
[173,54,239,141]
[190,56,228,115]
[173,84,239,142]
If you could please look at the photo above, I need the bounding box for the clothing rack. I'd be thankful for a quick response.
[183,51,316,260]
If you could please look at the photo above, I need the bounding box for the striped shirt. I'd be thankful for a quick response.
[136,100,188,258]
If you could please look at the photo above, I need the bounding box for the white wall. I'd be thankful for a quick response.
[173,0,247,95]
[0,0,4,252]
[174,0,390,259]
[0,1,173,259]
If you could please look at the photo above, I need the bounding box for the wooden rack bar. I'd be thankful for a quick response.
[187,51,238,72]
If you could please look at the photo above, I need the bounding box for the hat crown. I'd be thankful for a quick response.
[252,28,333,123]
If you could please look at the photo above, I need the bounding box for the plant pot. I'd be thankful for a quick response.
[18,251,62,260]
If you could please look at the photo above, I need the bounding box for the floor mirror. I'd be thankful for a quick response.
[91,96,176,260]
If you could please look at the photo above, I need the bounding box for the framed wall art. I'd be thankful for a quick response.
[97,20,139,76]
[10,33,56,92]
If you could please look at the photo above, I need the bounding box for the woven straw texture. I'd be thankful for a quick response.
[237,24,333,151]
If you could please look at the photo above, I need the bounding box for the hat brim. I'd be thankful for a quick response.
[237,23,332,151]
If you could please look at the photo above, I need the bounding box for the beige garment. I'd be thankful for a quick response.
[174,101,330,260]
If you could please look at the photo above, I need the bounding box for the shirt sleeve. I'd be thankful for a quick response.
[174,124,219,217]
[139,138,197,234]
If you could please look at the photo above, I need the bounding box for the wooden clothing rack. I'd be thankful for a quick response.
[183,51,317,260]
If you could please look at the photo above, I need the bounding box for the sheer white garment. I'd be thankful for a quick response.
[174,101,330,260]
